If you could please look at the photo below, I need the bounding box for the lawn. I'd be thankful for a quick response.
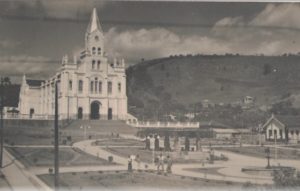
[6,147,115,167]
[184,167,226,177]
[93,138,144,147]
[215,146,300,160]
[39,171,241,189]
[3,125,115,146]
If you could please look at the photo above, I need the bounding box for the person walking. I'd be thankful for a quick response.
[157,153,164,174]
[128,155,132,172]
[135,154,141,171]
[166,155,173,173]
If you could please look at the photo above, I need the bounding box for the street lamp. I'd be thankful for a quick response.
[80,125,91,140]
[0,77,11,168]
[265,147,271,169]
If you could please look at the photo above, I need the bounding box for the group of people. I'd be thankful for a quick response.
[127,153,173,174]
[156,153,173,174]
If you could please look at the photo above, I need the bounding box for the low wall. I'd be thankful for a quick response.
[3,119,72,128]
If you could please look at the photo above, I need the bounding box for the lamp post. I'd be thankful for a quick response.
[54,81,59,190]
[265,147,271,169]
[0,77,10,168]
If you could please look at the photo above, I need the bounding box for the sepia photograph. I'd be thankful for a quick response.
[1,0,300,190]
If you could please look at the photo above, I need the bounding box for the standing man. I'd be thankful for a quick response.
[157,153,164,174]
[135,154,141,171]
[166,155,173,173]
[127,155,132,172]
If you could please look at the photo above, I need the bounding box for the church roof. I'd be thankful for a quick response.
[263,114,300,129]
[26,79,44,87]
[86,8,102,34]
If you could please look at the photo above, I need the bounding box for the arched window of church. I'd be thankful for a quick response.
[78,80,83,93]
[118,82,121,93]
[92,60,95,69]
[99,81,102,94]
[108,81,112,94]
[69,80,72,91]
[90,81,94,93]
[97,60,101,69]
[92,47,96,55]
[95,78,98,93]
[98,47,101,55]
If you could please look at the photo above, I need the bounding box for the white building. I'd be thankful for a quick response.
[263,114,300,143]
[18,8,128,120]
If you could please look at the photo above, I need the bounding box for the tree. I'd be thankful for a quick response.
[273,167,300,187]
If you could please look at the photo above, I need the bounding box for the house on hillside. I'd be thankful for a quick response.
[263,114,300,143]
[242,96,255,110]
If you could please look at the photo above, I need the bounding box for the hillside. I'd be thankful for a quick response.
[126,55,300,121]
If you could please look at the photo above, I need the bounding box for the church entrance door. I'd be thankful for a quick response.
[108,108,112,120]
[78,107,83,119]
[90,101,100,119]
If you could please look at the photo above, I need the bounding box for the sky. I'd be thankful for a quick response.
[1,0,300,81]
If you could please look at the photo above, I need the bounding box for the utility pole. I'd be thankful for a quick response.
[0,83,3,168]
[275,134,278,161]
[0,77,10,168]
[54,82,59,190]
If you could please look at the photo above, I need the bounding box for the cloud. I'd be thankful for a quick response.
[0,0,107,20]
[104,28,231,63]
[0,55,59,78]
[250,3,300,29]
[0,39,20,49]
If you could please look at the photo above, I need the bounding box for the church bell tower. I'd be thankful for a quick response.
[85,8,104,56]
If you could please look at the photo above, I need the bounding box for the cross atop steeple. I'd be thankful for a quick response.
[86,8,102,34]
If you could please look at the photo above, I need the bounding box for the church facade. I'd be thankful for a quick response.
[18,8,128,120]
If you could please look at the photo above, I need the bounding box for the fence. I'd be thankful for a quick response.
[127,121,200,129]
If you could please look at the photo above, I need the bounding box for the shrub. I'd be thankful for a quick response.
[108,156,113,162]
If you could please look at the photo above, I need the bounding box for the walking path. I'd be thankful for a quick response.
[72,139,277,185]
[4,136,300,189]
[1,149,51,191]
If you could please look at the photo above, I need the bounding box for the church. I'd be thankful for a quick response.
[18,8,128,120]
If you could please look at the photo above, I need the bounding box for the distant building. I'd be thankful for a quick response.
[263,114,300,143]
[212,128,250,140]
[17,8,129,120]
[242,96,255,110]
[243,96,255,105]
[202,99,214,108]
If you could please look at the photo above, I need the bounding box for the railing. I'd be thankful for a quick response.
[127,121,200,129]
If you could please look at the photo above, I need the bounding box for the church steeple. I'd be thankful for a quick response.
[86,8,102,34]
[85,8,104,56]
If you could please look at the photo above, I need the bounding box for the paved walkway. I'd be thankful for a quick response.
[1,149,51,191]
[72,139,277,185]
